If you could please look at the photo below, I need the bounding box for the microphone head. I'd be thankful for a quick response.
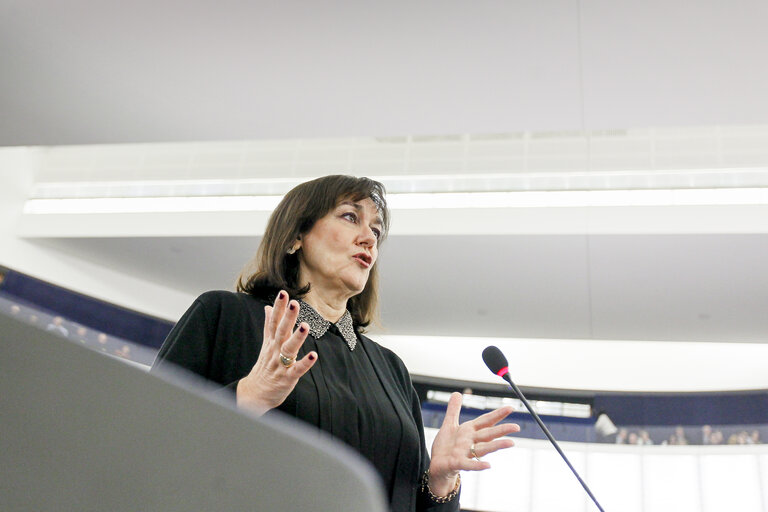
[482,345,510,378]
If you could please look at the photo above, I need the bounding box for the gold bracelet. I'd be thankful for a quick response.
[420,469,460,504]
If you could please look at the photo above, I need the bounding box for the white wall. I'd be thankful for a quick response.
[377,335,768,393]
[424,429,768,512]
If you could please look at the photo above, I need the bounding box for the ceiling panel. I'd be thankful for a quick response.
[0,0,583,146]
[580,0,768,128]
[589,234,768,342]
[377,235,592,338]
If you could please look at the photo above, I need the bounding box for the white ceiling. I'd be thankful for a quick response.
[5,1,768,347]
[2,0,768,145]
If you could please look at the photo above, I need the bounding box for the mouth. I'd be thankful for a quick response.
[352,252,372,268]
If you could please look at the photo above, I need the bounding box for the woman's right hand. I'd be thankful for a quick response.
[236,291,318,414]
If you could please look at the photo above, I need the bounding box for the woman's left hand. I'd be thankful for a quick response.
[428,392,520,496]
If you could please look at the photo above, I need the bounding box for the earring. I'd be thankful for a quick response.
[287,236,300,255]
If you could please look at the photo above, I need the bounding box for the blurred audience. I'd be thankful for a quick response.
[725,430,761,445]
[1,295,155,366]
[607,423,763,446]
[114,344,132,359]
[638,430,654,445]
[671,425,689,445]
[74,326,89,344]
[46,315,69,337]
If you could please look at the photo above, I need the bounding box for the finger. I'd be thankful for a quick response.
[441,392,463,428]
[262,306,274,346]
[275,299,300,344]
[456,457,491,472]
[269,291,289,338]
[280,321,310,358]
[474,422,521,443]
[474,438,516,458]
[471,405,515,430]
[287,350,318,378]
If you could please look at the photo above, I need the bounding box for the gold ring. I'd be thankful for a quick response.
[470,443,479,460]
[279,352,296,368]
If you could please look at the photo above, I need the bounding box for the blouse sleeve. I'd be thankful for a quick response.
[150,292,257,394]
[151,298,215,379]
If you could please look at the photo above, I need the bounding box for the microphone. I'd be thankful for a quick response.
[482,346,605,512]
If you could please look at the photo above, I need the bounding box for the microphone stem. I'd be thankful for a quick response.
[504,376,605,512]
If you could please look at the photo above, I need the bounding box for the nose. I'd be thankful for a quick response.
[357,224,377,247]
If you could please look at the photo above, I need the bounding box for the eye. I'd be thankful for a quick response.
[371,227,381,239]
[341,211,357,222]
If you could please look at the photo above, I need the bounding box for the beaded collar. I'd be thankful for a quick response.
[296,299,357,351]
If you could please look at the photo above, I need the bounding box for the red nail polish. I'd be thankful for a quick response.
[299,325,306,333]
[278,292,285,300]
[308,354,315,361]
[289,303,295,311]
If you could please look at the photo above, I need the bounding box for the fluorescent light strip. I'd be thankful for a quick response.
[388,188,768,208]
[23,196,284,214]
[22,188,768,215]
[30,168,768,199]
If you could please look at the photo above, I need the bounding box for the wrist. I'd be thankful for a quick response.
[422,469,460,502]
[236,377,270,415]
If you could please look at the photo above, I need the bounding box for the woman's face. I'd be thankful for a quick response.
[297,197,383,299]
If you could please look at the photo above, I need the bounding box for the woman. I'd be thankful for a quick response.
[152,175,519,511]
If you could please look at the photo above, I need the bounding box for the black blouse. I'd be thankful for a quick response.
[151,291,459,512]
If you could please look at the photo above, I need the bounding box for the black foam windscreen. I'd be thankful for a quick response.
[482,345,508,375]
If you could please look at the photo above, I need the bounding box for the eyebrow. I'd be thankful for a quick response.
[340,200,384,227]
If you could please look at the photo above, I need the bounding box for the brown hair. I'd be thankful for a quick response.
[237,175,389,331]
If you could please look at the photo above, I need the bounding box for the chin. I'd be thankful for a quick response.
[347,283,367,297]
[341,277,368,297]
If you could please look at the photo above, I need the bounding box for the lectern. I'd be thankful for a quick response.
[0,314,387,512]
